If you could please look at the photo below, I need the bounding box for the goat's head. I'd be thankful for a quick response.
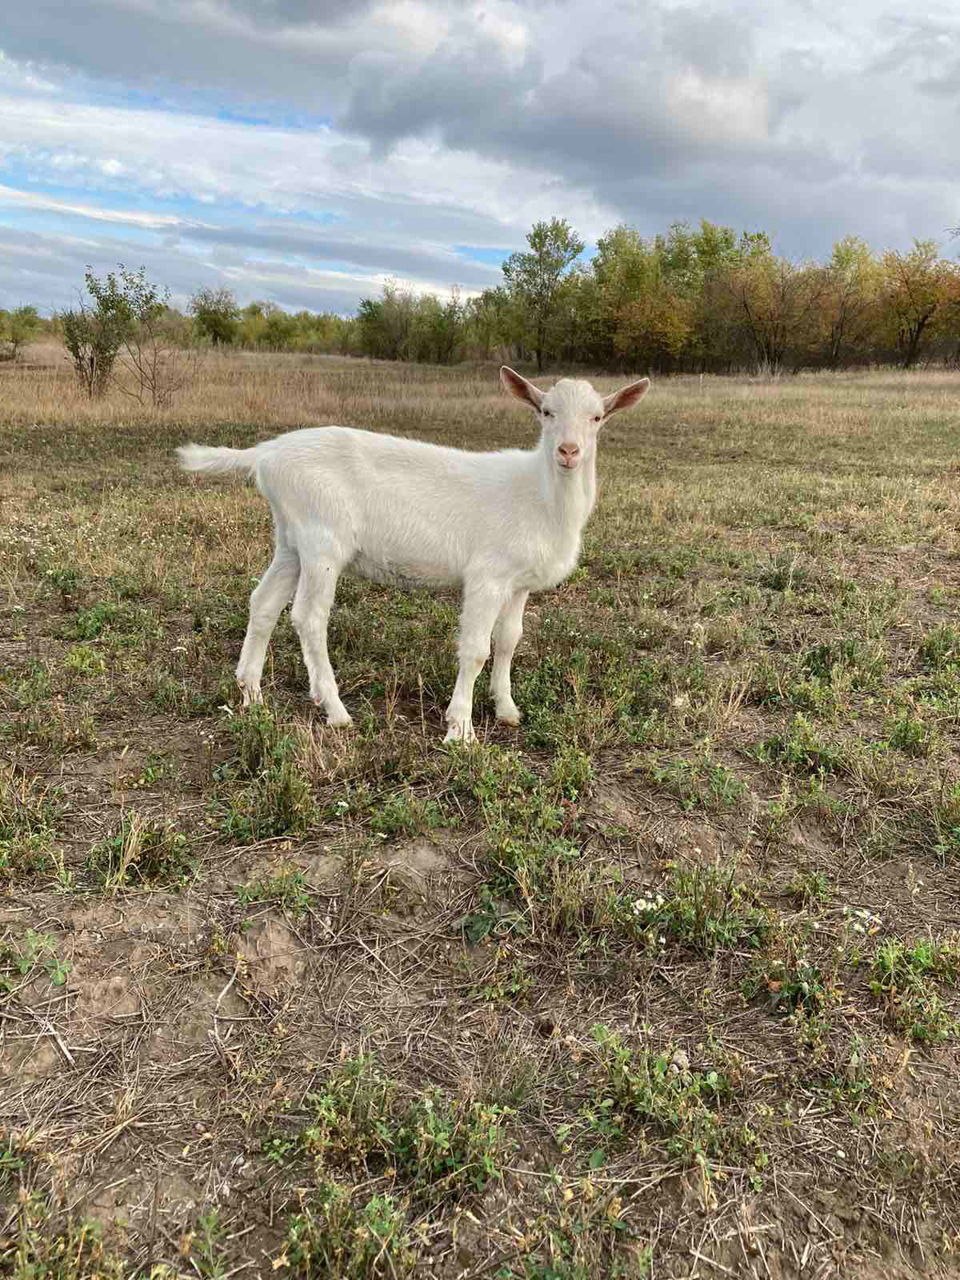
[501,366,650,473]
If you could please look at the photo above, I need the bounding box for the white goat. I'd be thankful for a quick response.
[176,365,650,742]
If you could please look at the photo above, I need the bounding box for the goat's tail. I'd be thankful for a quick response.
[176,443,259,477]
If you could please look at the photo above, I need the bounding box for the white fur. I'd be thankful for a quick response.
[176,366,650,742]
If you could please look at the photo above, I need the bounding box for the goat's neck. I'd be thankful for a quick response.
[535,438,597,532]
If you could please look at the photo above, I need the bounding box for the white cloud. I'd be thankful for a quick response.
[666,69,768,145]
[0,90,617,246]
[0,182,207,229]
[0,49,57,94]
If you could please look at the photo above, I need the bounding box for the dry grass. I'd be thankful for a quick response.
[2,345,960,1277]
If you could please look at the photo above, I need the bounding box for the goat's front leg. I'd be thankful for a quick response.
[290,558,352,727]
[490,589,529,725]
[444,582,509,743]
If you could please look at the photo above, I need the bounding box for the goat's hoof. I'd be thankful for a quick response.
[443,721,476,744]
[496,702,521,727]
[314,697,353,728]
[239,685,262,708]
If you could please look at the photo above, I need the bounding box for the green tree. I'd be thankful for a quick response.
[465,288,509,358]
[591,225,692,371]
[84,265,190,407]
[261,305,297,352]
[60,266,190,403]
[0,305,40,360]
[99,266,184,405]
[877,241,960,368]
[591,225,649,358]
[430,287,465,364]
[295,311,358,355]
[817,237,880,368]
[722,236,823,372]
[239,301,268,348]
[59,272,127,398]
[686,220,746,370]
[502,218,585,371]
[190,286,241,346]
[356,281,414,360]
[355,281,465,363]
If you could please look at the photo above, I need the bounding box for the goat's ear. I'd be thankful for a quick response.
[501,365,544,411]
[603,377,650,418]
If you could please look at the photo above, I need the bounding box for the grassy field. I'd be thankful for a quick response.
[2,348,960,1278]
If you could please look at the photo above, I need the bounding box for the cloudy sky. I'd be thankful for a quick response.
[2,0,959,315]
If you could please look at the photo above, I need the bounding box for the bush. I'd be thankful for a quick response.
[0,305,40,361]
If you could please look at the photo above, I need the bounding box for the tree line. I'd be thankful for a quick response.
[5,217,960,393]
[334,218,960,373]
[420,218,960,374]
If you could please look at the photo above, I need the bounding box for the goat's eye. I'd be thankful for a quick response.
[593,415,602,423]
[542,408,553,418]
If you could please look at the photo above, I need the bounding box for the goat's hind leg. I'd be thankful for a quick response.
[290,555,352,727]
[236,545,301,706]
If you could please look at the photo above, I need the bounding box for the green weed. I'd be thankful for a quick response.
[515,625,664,750]
[918,625,960,671]
[43,564,83,606]
[215,706,317,842]
[7,660,53,708]
[800,638,881,688]
[238,861,311,917]
[757,553,808,593]
[64,643,106,677]
[73,599,156,643]
[578,1026,752,1170]
[757,714,842,777]
[624,863,771,955]
[642,753,746,812]
[87,812,193,888]
[283,1184,415,1279]
[929,786,960,862]
[0,765,58,881]
[392,1090,507,1197]
[0,928,71,993]
[0,1195,124,1278]
[786,869,832,909]
[184,1209,232,1280]
[472,946,536,1004]
[869,935,960,1043]
[744,953,833,1017]
[368,789,446,838]
[887,713,935,758]
[9,702,99,753]
[301,1055,510,1204]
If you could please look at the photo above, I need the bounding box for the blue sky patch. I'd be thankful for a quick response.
[454,245,510,269]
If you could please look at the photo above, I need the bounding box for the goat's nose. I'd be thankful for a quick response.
[558,442,580,465]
